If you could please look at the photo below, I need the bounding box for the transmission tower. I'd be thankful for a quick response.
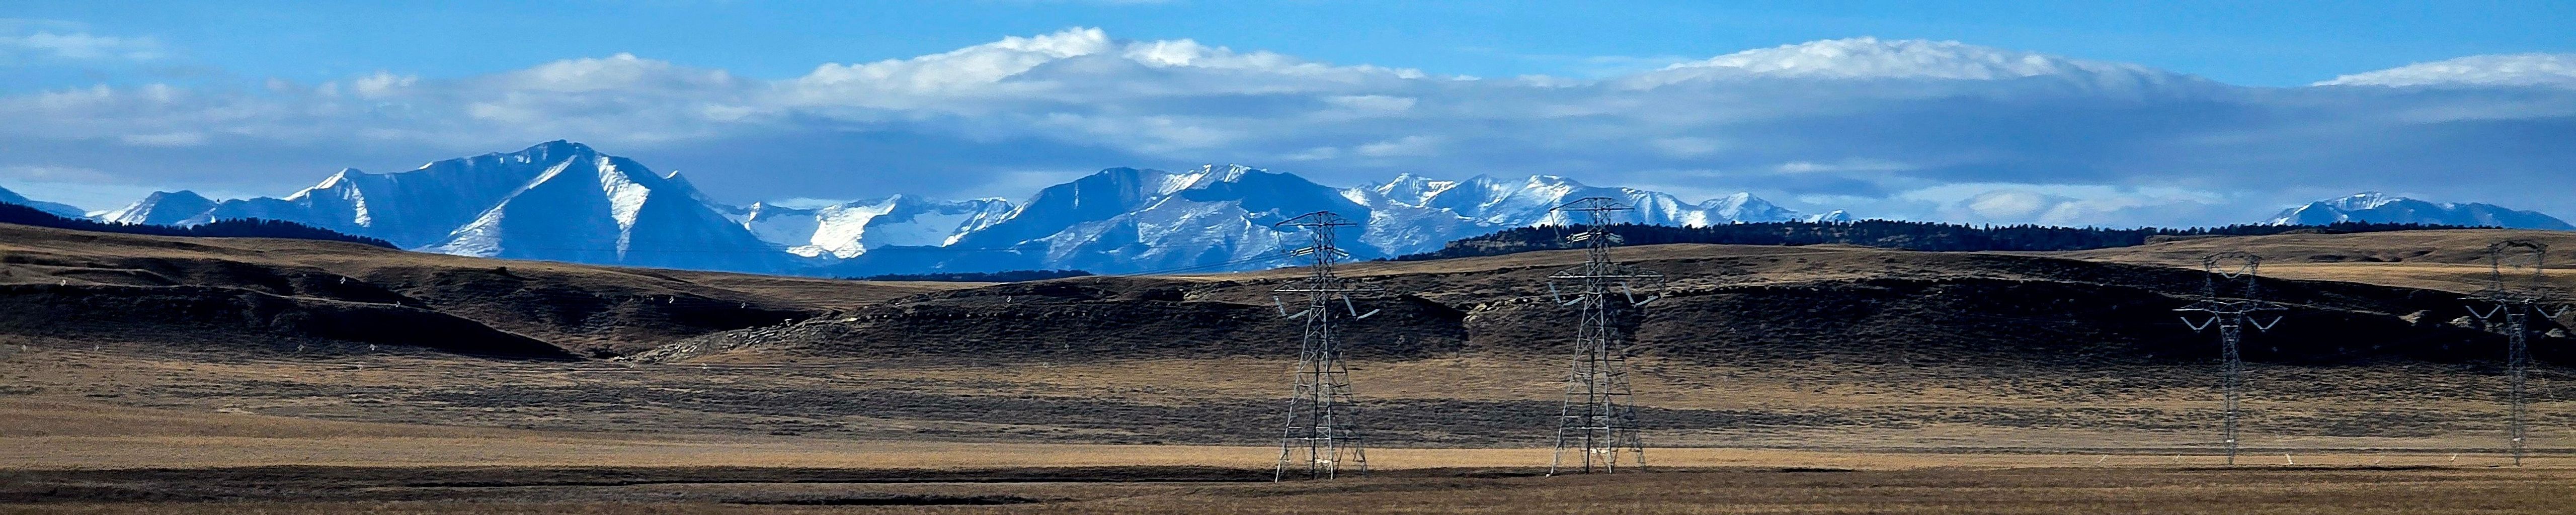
[2464,240,2567,467]
[1271,211,1383,481]
[1546,197,1665,475]
[2174,251,2286,466]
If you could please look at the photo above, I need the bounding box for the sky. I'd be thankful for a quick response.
[1,1,2572,225]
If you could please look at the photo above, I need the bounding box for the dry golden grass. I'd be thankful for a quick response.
[17,342,2576,455]
[2253,263,2576,294]
[2059,228,2576,294]
[11,467,2576,514]
[0,223,972,311]
[5,397,2568,471]
[19,435,2571,471]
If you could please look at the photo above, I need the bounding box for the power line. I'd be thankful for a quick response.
[2463,239,2567,467]
[1545,197,1663,475]
[1270,211,1379,481]
[2173,251,2286,466]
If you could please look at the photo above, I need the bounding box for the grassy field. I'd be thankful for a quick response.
[9,466,2575,514]
[13,227,2576,512]
[11,365,2576,513]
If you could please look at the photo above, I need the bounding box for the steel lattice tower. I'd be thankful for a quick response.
[2465,240,2566,467]
[2175,252,2285,466]
[1271,211,1382,481]
[1547,197,1665,475]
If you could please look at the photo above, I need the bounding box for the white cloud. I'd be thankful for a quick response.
[119,132,206,147]
[1649,137,1727,157]
[1772,158,1910,174]
[795,28,1114,96]
[0,164,116,183]
[1628,37,2187,88]
[1322,95,1415,115]
[2316,53,2576,89]
[1354,135,1441,157]
[351,71,418,98]
[0,26,161,62]
[1902,183,2232,226]
[1964,189,2055,219]
[1282,146,1342,161]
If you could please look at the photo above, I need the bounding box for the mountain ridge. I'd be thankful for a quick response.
[92,142,1836,276]
[0,185,86,218]
[2266,192,2573,230]
[80,144,2570,277]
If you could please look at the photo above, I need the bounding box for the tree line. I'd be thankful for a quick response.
[0,202,398,248]
[1390,219,2477,261]
[850,269,1095,282]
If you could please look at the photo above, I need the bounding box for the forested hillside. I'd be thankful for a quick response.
[0,203,396,248]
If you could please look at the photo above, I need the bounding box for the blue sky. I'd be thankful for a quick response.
[10,1,2570,90]
[1,1,2571,226]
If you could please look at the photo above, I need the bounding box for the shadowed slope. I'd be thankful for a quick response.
[0,223,975,356]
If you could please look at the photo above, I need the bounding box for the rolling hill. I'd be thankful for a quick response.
[3,222,2570,454]
[0,222,968,357]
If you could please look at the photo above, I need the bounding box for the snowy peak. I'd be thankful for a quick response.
[78,141,1856,277]
[742,195,1015,258]
[88,140,783,273]
[2314,53,2576,89]
[2317,192,2407,211]
[430,144,761,266]
[282,168,364,201]
[1365,173,1461,207]
[2266,192,2572,230]
[796,27,1427,95]
[951,166,1209,248]
[1161,163,1362,220]
[100,190,216,225]
[109,140,636,248]
[1700,192,1797,221]
[1339,171,1827,253]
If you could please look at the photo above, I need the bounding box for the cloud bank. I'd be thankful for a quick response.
[1,27,2571,226]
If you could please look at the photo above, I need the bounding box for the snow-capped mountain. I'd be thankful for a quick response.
[839,164,1378,275]
[1018,164,1367,272]
[866,165,1839,275]
[1354,173,1834,226]
[99,190,218,225]
[737,196,1014,259]
[2266,192,2573,230]
[96,141,789,272]
[424,149,786,272]
[0,185,88,218]
[101,141,608,247]
[1344,173,1841,254]
[90,141,1838,276]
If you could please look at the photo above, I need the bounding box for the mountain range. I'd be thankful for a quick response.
[8,141,2570,276]
[0,185,85,218]
[57,141,1849,275]
[2264,192,2574,230]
